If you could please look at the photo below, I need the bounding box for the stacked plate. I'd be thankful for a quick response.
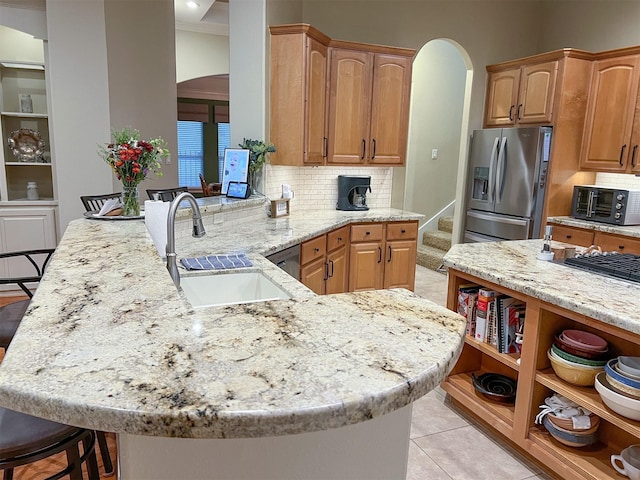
[593,356,640,421]
[549,329,609,386]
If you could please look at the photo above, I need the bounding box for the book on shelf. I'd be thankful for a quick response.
[495,295,525,353]
[474,288,496,343]
[457,284,479,337]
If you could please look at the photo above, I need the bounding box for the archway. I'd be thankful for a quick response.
[400,38,473,248]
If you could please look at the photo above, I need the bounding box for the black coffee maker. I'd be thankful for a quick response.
[337,175,372,211]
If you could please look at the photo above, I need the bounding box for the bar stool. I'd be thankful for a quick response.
[0,249,114,477]
[0,407,99,480]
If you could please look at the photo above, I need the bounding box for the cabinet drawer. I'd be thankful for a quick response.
[350,224,384,243]
[300,235,327,264]
[386,221,418,241]
[550,224,594,247]
[327,225,349,252]
[594,232,640,254]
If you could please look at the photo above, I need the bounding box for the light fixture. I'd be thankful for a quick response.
[186,1,199,8]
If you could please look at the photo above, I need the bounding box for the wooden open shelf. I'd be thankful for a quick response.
[445,267,640,480]
[442,371,515,437]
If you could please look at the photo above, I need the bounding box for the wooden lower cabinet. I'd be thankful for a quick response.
[444,269,640,480]
[548,223,595,247]
[349,221,417,292]
[594,231,640,254]
[300,225,349,295]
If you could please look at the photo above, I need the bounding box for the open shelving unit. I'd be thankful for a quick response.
[443,269,640,480]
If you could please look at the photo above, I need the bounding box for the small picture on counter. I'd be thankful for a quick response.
[221,148,249,195]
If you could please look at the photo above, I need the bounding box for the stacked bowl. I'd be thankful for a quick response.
[595,356,640,421]
[549,329,609,386]
[537,394,600,448]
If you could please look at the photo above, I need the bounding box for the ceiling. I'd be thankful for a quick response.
[174,0,229,36]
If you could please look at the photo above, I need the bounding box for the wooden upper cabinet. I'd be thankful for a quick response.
[327,49,373,164]
[368,54,412,165]
[580,54,640,173]
[484,69,520,126]
[270,25,330,166]
[484,61,557,127]
[270,24,415,167]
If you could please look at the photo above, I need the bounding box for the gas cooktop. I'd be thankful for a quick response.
[564,253,640,283]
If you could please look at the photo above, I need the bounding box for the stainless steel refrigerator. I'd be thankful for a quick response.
[464,126,552,242]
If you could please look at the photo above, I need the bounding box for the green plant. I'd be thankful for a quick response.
[239,138,276,174]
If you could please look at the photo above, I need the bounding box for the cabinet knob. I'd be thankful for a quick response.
[314,247,319,253]
[619,245,625,250]
[338,237,342,241]
[401,229,406,234]
[365,231,371,235]
[566,235,572,239]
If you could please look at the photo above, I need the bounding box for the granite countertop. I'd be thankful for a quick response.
[0,205,466,439]
[443,239,640,335]
[547,216,640,238]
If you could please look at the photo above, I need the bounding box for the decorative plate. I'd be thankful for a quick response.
[8,128,46,162]
[83,211,145,221]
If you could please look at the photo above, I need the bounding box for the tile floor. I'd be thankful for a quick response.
[408,265,552,480]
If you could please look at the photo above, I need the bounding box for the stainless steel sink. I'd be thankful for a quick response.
[180,271,291,308]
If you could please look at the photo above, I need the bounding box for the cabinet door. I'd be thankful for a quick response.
[383,239,417,290]
[368,54,412,165]
[304,36,329,165]
[516,61,557,125]
[484,69,520,127]
[629,89,640,174]
[594,231,640,255]
[327,49,372,164]
[0,207,56,283]
[550,224,594,247]
[326,244,348,294]
[300,256,326,295]
[580,55,640,172]
[348,241,384,291]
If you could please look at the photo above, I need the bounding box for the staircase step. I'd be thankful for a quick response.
[438,216,454,234]
[423,229,452,251]
[416,244,449,272]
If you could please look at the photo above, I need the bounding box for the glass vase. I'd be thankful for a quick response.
[121,186,140,217]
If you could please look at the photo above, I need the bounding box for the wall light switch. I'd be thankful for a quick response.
[431,149,438,160]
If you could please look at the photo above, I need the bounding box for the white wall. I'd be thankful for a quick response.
[176,30,229,83]
[0,26,43,62]
[402,39,467,220]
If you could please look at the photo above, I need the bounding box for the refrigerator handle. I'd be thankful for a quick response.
[496,136,508,204]
[488,137,499,203]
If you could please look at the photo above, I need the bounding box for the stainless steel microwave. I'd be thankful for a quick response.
[571,186,640,225]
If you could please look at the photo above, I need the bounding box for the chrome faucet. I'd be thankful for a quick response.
[166,192,206,287]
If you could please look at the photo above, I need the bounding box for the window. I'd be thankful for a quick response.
[177,120,204,188]
[217,122,230,182]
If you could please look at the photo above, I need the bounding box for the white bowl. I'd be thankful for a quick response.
[619,356,640,378]
[595,371,640,421]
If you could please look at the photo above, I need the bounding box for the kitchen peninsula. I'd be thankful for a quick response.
[0,196,466,479]
[443,240,640,480]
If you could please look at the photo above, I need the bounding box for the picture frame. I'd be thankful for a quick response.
[221,148,250,195]
[270,199,290,218]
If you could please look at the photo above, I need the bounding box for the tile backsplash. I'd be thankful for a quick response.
[264,165,393,211]
[595,172,640,189]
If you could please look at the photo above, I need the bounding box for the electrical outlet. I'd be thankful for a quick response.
[431,149,438,160]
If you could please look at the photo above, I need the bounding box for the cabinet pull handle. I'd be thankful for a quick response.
[371,139,376,159]
[324,262,329,281]
[620,144,627,166]
[632,145,638,167]
[387,246,392,262]
[361,139,366,159]
[378,246,382,263]
[509,105,514,121]
[323,137,328,159]
[516,104,522,120]
[329,259,334,278]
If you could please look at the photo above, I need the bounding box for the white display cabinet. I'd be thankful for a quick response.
[0,61,57,256]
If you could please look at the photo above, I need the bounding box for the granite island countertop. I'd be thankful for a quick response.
[0,205,466,439]
[443,238,640,335]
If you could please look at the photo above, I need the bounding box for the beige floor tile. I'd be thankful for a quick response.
[406,441,453,480]
[413,424,539,480]
[413,265,448,306]
[411,390,469,438]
